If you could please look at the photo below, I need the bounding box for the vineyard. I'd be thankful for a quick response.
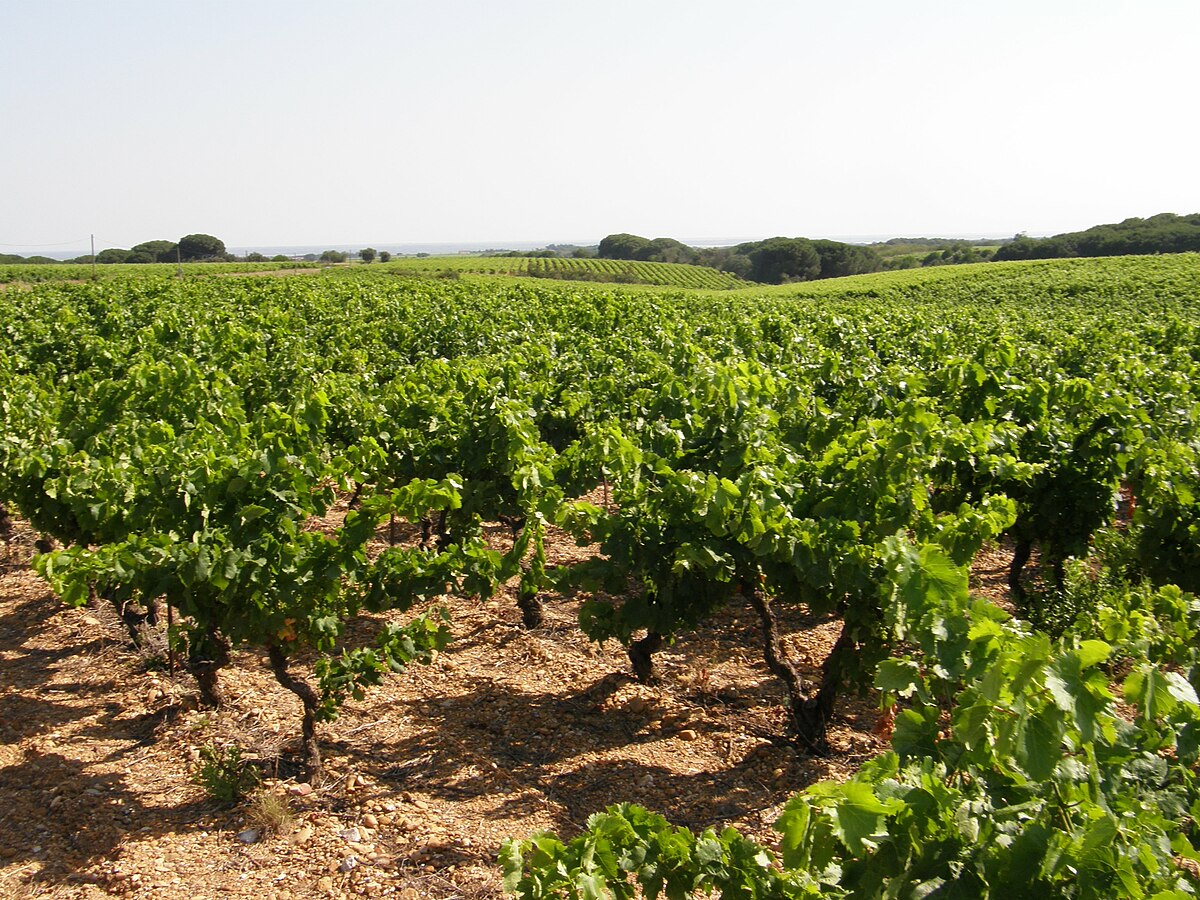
[0,260,323,286]
[1,255,1199,898]
[374,255,751,290]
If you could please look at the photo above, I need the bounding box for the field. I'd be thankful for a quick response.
[1,256,1199,898]
[0,256,746,291]
[0,261,323,285]
[371,255,751,290]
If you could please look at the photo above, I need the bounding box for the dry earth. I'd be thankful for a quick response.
[0,506,1008,900]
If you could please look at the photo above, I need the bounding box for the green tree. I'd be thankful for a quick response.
[642,237,698,264]
[598,233,652,260]
[360,247,377,263]
[177,234,226,261]
[745,237,821,283]
[96,248,133,264]
[131,240,178,263]
[378,251,391,263]
[811,239,883,278]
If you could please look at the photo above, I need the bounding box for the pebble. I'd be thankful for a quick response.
[362,814,378,829]
[287,783,313,797]
[678,729,700,741]
[290,825,314,846]
[82,615,102,627]
[237,829,261,844]
[316,875,333,893]
[339,827,361,842]
[344,774,357,791]
[339,855,358,873]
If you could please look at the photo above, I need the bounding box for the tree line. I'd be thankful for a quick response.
[598,233,885,284]
[1,234,232,266]
[995,212,1200,261]
[0,237,395,267]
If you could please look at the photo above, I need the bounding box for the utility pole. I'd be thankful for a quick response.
[91,234,96,280]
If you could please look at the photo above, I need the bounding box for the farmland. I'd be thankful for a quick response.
[1,255,1198,898]
[0,260,322,286]
[371,255,751,289]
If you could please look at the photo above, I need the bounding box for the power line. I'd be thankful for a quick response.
[0,238,91,248]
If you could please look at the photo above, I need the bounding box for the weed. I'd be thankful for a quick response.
[247,790,295,836]
[193,743,259,805]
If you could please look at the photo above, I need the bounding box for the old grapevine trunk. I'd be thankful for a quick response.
[188,625,232,707]
[266,642,323,781]
[744,583,846,753]
[629,631,664,683]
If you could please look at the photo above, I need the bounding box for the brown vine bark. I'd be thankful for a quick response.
[188,626,232,708]
[266,642,323,781]
[629,631,664,683]
[87,581,158,647]
[745,583,832,753]
[516,587,545,629]
[1008,537,1033,604]
[0,505,13,561]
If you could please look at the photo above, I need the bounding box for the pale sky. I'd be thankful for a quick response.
[3,1,1199,253]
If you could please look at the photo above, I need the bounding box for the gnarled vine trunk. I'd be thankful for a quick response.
[629,631,663,683]
[89,582,160,647]
[1008,537,1033,603]
[516,586,545,629]
[266,642,323,781]
[0,505,13,561]
[188,625,232,708]
[744,582,847,754]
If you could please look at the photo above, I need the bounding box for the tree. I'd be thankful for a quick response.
[360,248,377,264]
[811,240,883,278]
[598,233,652,260]
[246,252,267,263]
[175,234,221,261]
[745,237,821,284]
[642,237,699,264]
[272,255,291,263]
[177,234,226,261]
[319,250,347,263]
[131,240,178,263]
[378,251,391,263]
[96,248,133,264]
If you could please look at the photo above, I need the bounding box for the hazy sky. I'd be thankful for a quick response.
[4,1,1199,252]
